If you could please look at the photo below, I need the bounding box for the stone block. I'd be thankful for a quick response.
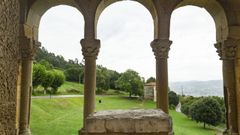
[83,109,172,135]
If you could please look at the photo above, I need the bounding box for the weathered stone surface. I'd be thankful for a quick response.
[0,0,20,134]
[85,109,172,134]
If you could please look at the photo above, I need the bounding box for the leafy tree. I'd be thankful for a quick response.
[168,91,179,107]
[41,71,54,93]
[64,67,83,83]
[115,69,144,97]
[146,77,156,83]
[50,71,65,94]
[181,96,197,117]
[32,64,46,88]
[108,70,120,90]
[212,96,226,123]
[96,66,110,93]
[39,59,53,70]
[190,97,222,128]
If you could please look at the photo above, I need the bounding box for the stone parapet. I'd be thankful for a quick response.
[81,109,173,135]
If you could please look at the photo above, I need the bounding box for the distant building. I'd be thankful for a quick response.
[144,82,156,102]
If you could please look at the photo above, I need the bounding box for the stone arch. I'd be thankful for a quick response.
[95,0,158,38]
[174,0,228,42]
[25,0,84,40]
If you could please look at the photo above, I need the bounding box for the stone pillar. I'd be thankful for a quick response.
[151,39,172,114]
[81,38,100,127]
[215,39,239,135]
[19,36,41,135]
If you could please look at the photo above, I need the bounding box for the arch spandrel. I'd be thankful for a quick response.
[26,0,83,40]
[95,0,158,38]
[174,0,229,42]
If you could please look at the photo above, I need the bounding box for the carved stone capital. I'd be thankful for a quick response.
[81,38,100,59]
[215,39,238,60]
[150,39,172,59]
[214,42,223,60]
[20,37,41,60]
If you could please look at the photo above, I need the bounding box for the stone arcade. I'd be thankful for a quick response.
[1,0,240,135]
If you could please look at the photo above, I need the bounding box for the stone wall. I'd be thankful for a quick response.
[0,0,20,134]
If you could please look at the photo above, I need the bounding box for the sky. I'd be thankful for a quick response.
[39,1,222,82]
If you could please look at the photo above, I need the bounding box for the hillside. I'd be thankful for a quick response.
[170,80,223,97]
[30,96,221,135]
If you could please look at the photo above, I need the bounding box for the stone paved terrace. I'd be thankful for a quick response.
[81,109,173,135]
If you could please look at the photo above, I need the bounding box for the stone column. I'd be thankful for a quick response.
[151,39,172,114]
[19,36,41,135]
[215,39,238,135]
[81,38,100,127]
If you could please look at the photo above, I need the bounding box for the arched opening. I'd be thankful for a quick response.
[96,0,158,38]
[169,5,225,133]
[98,1,155,77]
[23,4,85,135]
[96,1,154,101]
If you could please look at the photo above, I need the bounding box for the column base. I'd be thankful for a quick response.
[19,128,31,135]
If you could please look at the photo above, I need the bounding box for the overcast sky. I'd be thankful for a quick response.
[39,1,222,82]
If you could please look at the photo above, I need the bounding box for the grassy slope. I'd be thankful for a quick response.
[34,81,126,95]
[34,81,84,95]
[58,81,84,94]
[30,96,221,135]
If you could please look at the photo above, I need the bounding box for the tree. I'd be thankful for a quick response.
[190,97,222,128]
[168,91,179,107]
[146,77,156,83]
[32,64,46,88]
[115,69,144,97]
[108,70,120,90]
[39,59,53,70]
[64,67,83,83]
[96,66,110,93]
[181,96,197,117]
[50,71,65,94]
[41,71,54,94]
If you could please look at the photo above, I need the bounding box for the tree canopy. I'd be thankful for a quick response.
[116,69,144,97]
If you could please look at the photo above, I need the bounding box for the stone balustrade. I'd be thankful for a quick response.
[81,109,173,135]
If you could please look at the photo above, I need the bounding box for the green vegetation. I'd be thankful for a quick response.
[168,91,179,109]
[191,97,222,128]
[181,96,225,128]
[115,69,144,97]
[30,96,222,135]
[34,47,143,96]
[32,63,65,94]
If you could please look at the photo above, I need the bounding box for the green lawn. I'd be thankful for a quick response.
[30,96,223,135]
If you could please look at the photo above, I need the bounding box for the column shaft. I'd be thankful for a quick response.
[19,37,40,135]
[223,60,238,134]
[19,60,32,135]
[236,58,240,133]
[83,57,96,122]
[215,39,239,134]
[80,38,100,128]
[151,39,172,114]
[156,59,169,113]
